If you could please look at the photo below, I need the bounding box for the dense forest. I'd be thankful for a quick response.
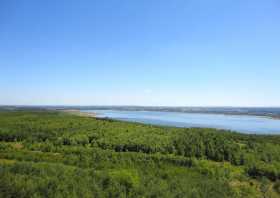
[0,110,280,198]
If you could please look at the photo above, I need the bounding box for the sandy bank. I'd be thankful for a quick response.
[60,110,96,117]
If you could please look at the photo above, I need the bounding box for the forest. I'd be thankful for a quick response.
[0,110,280,198]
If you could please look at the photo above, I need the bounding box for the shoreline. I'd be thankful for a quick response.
[77,109,280,120]
[73,109,280,135]
[61,109,97,117]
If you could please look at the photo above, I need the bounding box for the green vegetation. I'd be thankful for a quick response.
[0,110,280,197]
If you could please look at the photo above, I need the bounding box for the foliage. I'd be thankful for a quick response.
[0,110,280,197]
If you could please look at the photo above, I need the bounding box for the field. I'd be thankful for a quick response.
[0,110,280,198]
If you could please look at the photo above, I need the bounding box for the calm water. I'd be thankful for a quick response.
[82,110,280,134]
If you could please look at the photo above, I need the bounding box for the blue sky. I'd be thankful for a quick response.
[1,0,280,106]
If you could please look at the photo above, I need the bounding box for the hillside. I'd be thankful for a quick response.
[0,110,280,198]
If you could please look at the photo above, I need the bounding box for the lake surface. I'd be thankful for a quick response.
[82,110,280,134]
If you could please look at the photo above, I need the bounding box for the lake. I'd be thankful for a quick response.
[82,110,280,134]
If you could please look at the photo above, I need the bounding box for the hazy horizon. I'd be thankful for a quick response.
[1,104,280,108]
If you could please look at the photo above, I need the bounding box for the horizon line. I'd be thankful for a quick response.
[1,104,280,108]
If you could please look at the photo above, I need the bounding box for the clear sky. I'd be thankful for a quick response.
[1,0,280,106]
